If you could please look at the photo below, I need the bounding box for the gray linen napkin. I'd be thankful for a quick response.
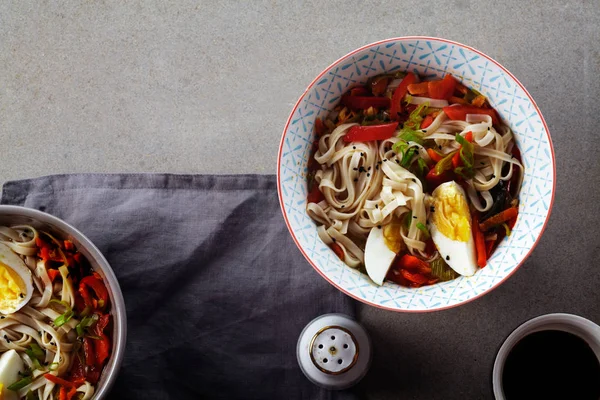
[1,174,357,400]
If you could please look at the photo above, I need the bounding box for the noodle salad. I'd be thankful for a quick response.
[306,72,523,287]
[0,226,111,400]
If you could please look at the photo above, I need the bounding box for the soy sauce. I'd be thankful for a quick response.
[502,330,600,399]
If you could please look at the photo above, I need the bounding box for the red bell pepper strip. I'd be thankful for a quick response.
[66,387,77,400]
[94,334,111,366]
[340,94,390,110]
[421,114,434,129]
[370,76,389,96]
[307,185,324,204]
[84,337,96,366]
[428,74,457,100]
[343,122,399,142]
[485,239,495,258]
[400,269,428,285]
[390,72,417,120]
[68,352,86,382]
[479,207,519,232]
[407,82,429,96]
[449,96,468,105]
[397,254,431,275]
[63,240,75,251]
[59,387,67,400]
[443,105,499,125]
[94,313,111,366]
[330,243,344,260]
[350,86,370,96]
[452,131,474,169]
[471,212,487,268]
[79,275,109,310]
[47,269,61,283]
[85,365,101,385]
[44,374,83,388]
[425,168,453,191]
[427,148,443,163]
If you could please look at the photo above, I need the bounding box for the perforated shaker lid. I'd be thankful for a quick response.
[297,313,371,390]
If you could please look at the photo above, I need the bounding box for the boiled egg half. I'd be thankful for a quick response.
[0,350,25,400]
[0,243,33,315]
[365,220,403,285]
[429,181,477,276]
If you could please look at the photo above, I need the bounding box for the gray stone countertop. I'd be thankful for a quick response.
[1,1,599,398]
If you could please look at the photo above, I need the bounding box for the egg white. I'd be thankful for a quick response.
[0,350,25,400]
[365,226,396,285]
[429,223,478,276]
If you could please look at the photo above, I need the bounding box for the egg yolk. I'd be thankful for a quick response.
[432,185,472,242]
[0,262,26,313]
[383,220,403,253]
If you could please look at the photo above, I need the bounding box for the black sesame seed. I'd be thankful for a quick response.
[19,293,24,299]
[353,178,358,182]
[396,159,400,164]
[480,162,485,165]
[413,215,417,219]
[367,173,370,177]
[375,204,379,209]
[375,165,379,170]
[341,205,345,208]
[361,153,365,157]
[491,174,496,178]
[430,206,435,212]
[487,127,490,130]
[377,225,382,229]
[332,238,336,242]
[446,255,450,261]
[438,145,442,150]
[50,342,55,346]
[353,167,358,171]
[411,178,416,183]
[353,146,356,149]
[422,130,426,133]
[383,159,388,162]
[0,316,4,319]
[368,166,371,171]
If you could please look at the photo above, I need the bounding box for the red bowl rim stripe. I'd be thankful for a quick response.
[276,36,556,313]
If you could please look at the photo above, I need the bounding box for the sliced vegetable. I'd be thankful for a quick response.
[307,185,324,204]
[416,222,430,239]
[449,96,468,105]
[47,269,61,283]
[370,76,390,96]
[472,211,487,268]
[421,114,434,129]
[434,151,457,175]
[407,82,429,96]
[341,94,391,110]
[479,207,519,232]
[8,376,33,391]
[343,122,399,142]
[397,254,431,274]
[84,337,96,366]
[330,243,344,260]
[429,258,458,281]
[399,269,428,285]
[427,148,443,163]
[471,95,486,107]
[50,299,74,328]
[502,223,512,236]
[43,374,82,388]
[79,274,109,310]
[443,105,499,125]
[390,72,417,121]
[425,168,453,191]
[454,132,475,178]
[428,74,457,100]
[350,86,370,96]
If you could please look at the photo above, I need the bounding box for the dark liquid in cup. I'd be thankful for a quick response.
[502,330,600,399]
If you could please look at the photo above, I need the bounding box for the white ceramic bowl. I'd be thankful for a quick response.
[277,37,555,312]
[492,314,600,399]
[0,205,126,399]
